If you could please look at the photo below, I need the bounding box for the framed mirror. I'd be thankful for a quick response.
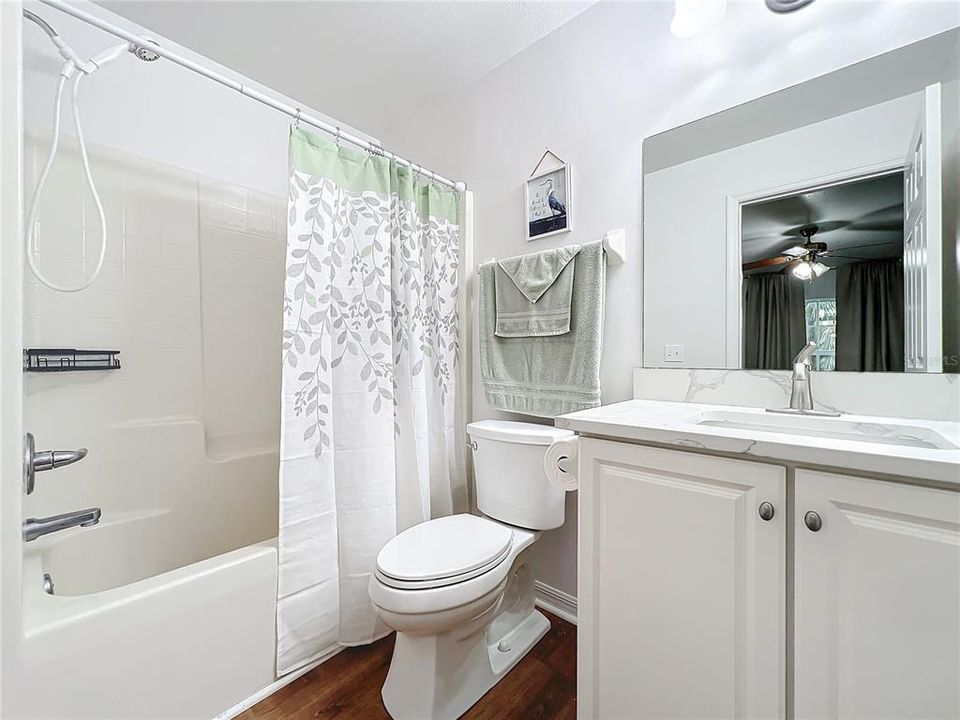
[642,29,959,373]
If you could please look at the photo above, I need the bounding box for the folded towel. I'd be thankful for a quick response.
[495,245,580,337]
[480,240,605,418]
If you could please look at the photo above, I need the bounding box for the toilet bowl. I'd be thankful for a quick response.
[368,420,574,720]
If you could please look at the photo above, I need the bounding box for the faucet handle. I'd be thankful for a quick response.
[792,340,817,367]
[23,433,88,495]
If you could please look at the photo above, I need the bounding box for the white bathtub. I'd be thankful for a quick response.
[21,514,278,720]
[15,418,282,720]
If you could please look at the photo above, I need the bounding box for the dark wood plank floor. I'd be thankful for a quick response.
[239,610,575,720]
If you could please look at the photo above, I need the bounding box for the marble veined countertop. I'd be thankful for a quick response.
[556,400,960,485]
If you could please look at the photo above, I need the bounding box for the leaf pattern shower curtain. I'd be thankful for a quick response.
[277,127,463,674]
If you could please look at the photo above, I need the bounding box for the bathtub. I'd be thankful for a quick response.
[20,512,278,720]
[15,417,282,720]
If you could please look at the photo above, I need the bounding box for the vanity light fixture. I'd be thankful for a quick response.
[670,0,728,39]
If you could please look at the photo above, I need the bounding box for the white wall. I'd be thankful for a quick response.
[22,0,368,197]
[643,93,920,369]
[385,0,960,599]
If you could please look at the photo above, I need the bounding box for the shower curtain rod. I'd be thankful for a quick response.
[35,0,467,192]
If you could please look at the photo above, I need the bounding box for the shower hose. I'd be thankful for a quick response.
[25,41,130,293]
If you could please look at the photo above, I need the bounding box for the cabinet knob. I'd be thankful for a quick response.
[758,502,775,521]
[804,511,823,532]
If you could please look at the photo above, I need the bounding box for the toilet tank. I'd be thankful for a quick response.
[466,420,575,530]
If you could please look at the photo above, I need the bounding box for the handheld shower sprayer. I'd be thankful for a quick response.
[23,10,153,293]
[88,42,134,71]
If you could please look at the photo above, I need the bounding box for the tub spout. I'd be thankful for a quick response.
[23,507,101,542]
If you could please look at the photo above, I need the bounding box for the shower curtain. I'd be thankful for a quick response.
[277,127,464,674]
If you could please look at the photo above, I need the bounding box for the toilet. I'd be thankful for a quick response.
[368,419,574,720]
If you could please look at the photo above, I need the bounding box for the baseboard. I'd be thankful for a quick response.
[534,580,578,625]
[214,644,343,720]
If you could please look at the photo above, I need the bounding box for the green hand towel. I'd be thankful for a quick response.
[495,245,580,337]
[480,240,605,418]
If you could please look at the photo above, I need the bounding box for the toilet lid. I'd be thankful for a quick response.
[376,514,514,586]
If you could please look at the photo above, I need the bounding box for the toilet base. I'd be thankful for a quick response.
[380,562,549,720]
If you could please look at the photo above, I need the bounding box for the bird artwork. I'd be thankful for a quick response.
[527,155,570,239]
[542,178,566,216]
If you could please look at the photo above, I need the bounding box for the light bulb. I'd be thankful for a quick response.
[671,0,728,39]
[811,261,830,277]
[792,261,813,280]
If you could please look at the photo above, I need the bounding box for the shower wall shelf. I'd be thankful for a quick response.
[24,348,121,373]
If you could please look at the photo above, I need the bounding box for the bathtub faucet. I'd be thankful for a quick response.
[23,508,101,542]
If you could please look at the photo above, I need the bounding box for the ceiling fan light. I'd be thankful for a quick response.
[792,261,813,280]
[811,261,831,277]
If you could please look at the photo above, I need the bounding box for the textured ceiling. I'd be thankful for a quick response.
[742,172,905,268]
[98,1,594,138]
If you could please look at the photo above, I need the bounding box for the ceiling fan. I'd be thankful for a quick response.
[742,224,889,280]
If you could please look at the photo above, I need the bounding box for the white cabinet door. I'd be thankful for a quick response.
[794,470,960,719]
[903,83,943,372]
[578,440,786,720]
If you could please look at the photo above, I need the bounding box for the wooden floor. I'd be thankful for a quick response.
[239,610,576,720]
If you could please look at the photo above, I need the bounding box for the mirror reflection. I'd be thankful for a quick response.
[741,172,905,372]
[642,29,959,373]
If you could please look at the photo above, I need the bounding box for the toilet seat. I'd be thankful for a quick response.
[376,514,514,590]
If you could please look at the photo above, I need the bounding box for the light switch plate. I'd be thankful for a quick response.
[664,344,684,362]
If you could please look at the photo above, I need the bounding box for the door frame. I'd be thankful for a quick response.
[0,0,26,709]
[724,159,906,368]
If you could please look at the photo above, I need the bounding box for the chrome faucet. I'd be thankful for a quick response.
[23,508,101,542]
[768,341,840,417]
[789,341,817,411]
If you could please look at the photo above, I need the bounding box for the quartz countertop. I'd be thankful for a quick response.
[556,400,960,485]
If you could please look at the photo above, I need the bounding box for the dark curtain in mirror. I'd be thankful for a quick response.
[743,274,806,370]
[836,259,904,372]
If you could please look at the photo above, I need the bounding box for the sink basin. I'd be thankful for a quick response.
[693,410,958,450]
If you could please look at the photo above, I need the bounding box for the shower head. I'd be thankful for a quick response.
[86,39,159,72]
[131,42,160,62]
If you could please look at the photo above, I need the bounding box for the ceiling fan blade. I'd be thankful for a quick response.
[822,254,886,262]
[846,223,902,232]
[743,255,794,271]
[830,241,899,252]
[782,246,807,257]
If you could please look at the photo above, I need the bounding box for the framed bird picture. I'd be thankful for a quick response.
[526,151,572,241]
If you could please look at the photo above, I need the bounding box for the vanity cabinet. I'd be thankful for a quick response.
[578,439,786,720]
[578,441,960,720]
[794,469,960,719]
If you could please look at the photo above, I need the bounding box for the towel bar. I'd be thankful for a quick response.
[480,228,626,267]
[601,229,626,265]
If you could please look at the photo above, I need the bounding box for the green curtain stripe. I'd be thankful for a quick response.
[290,126,460,224]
